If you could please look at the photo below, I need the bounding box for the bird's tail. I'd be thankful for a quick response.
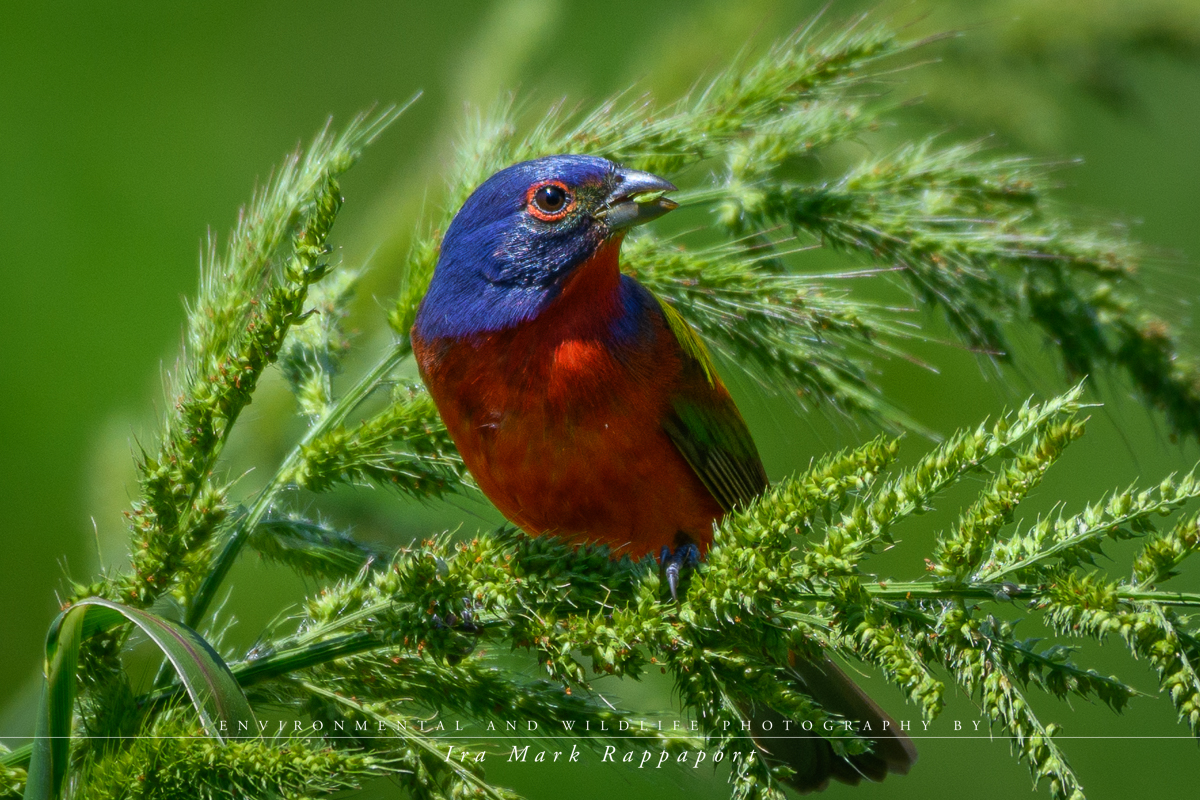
[736,651,917,794]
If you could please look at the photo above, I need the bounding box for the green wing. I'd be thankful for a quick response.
[656,297,769,512]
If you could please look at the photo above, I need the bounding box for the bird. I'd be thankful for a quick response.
[411,154,917,793]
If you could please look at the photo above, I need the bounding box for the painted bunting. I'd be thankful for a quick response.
[411,155,916,792]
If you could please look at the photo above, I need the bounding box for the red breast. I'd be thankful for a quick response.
[412,238,724,558]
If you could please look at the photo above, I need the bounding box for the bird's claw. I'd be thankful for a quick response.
[659,542,701,602]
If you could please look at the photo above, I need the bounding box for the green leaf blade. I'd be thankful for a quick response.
[23,599,256,800]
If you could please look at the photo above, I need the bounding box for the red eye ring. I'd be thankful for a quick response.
[526,180,574,221]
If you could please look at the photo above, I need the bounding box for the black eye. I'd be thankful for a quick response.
[531,183,570,217]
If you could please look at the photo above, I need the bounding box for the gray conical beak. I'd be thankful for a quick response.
[597,168,679,231]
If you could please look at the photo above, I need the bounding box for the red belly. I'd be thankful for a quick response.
[412,325,724,558]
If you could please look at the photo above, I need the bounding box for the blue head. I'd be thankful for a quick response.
[413,154,677,340]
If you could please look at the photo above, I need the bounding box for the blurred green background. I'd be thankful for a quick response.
[3,1,1200,798]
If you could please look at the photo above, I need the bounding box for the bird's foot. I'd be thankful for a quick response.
[659,542,701,602]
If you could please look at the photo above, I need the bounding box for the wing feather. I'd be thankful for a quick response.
[655,297,768,512]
